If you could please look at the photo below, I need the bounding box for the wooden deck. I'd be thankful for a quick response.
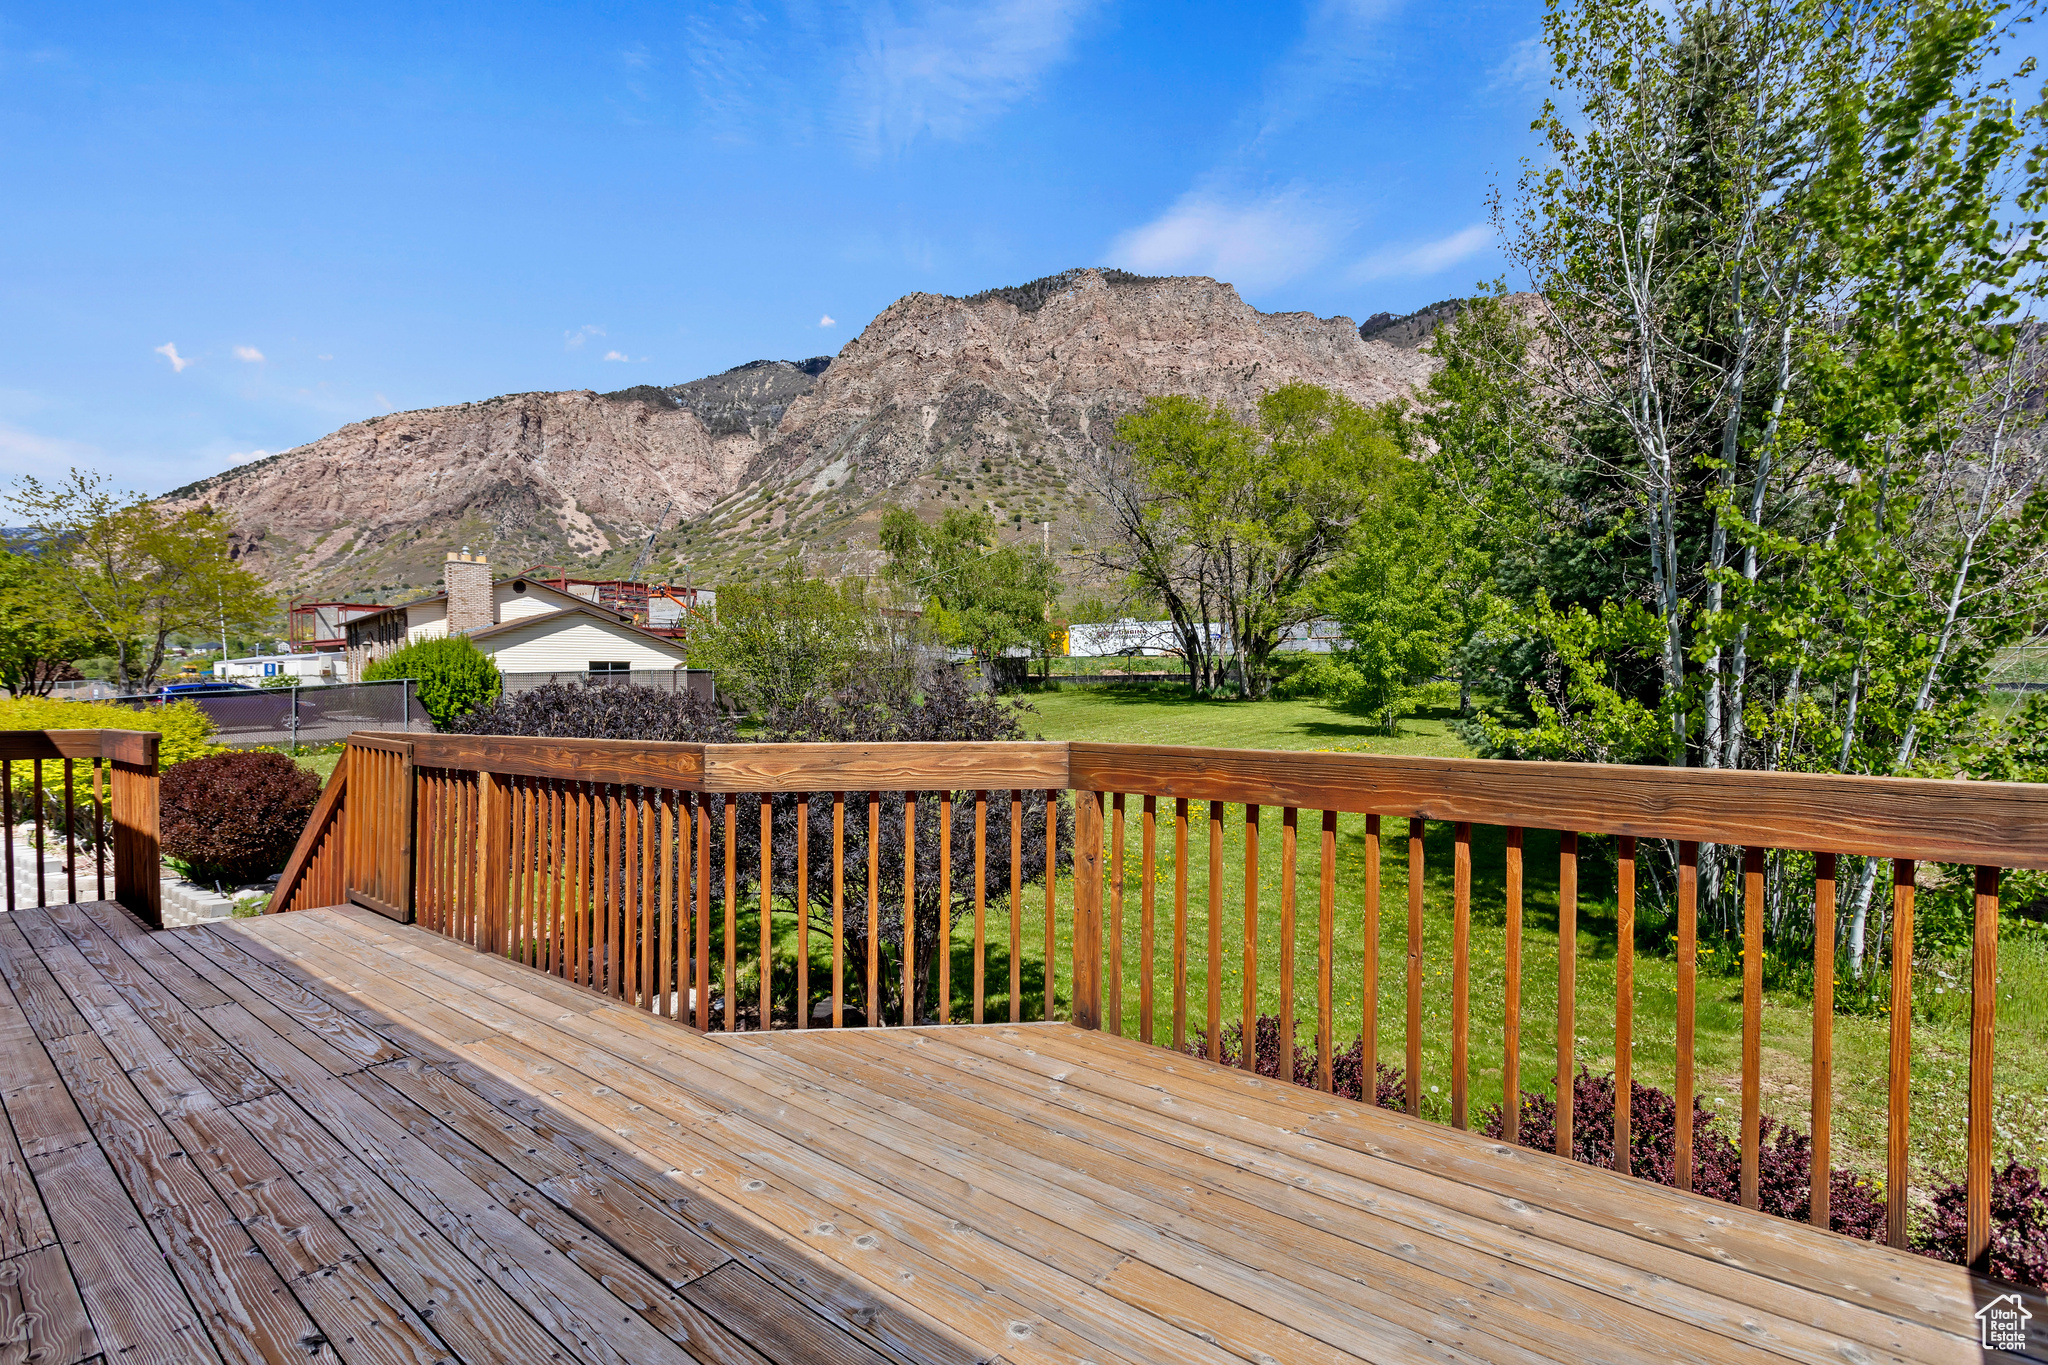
[0,903,2033,1365]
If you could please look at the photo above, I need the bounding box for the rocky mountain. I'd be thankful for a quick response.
[169,269,1439,600]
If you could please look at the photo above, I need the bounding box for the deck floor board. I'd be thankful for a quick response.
[0,901,2031,1365]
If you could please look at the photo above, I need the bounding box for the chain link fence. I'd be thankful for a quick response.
[126,679,427,749]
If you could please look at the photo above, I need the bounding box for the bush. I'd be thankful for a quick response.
[0,696,220,849]
[160,750,321,887]
[451,681,736,743]
[1274,654,1365,702]
[1916,1161,2048,1287]
[362,637,501,728]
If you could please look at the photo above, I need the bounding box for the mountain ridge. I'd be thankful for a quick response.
[166,269,1440,601]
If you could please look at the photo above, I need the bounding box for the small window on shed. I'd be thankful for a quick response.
[588,661,629,677]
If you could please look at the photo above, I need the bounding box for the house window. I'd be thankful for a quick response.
[588,662,630,683]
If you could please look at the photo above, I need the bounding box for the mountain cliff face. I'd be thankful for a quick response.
[170,269,1437,599]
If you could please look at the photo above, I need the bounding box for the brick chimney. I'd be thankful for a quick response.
[444,550,495,635]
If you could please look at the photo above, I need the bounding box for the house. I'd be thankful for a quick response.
[345,552,710,697]
[215,652,350,686]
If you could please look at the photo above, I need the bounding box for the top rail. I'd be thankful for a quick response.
[363,733,2048,869]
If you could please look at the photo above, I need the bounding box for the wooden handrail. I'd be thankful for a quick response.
[350,732,2048,868]
[0,729,161,925]
[286,729,2045,1273]
[267,760,347,914]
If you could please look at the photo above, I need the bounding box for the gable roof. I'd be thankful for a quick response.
[350,576,608,627]
[465,604,691,659]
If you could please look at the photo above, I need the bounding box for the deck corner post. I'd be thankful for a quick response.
[109,731,161,928]
[1072,788,1104,1030]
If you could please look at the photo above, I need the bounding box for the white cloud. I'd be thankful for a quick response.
[1486,34,1547,97]
[223,449,271,465]
[1349,223,1495,282]
[375,393,394,411]
[818,314,836,328]
[1109,190,1344,291]
[565,325,606,349]
[317,353,333,361]
[842,0,1099,156]
[154,342,191,373]
[233,345,265,363]
[602,350,630,362]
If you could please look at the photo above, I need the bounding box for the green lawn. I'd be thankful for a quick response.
[1019,686,1472,757]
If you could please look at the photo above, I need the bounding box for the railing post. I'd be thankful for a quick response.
[108,731,161,927]
[1072,788,1103,1030]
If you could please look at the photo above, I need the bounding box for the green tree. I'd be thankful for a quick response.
[363,637,502,728]
[685,567,875,717]
[0,548,99,696]
[1096,385,1402,699]
[5,470,276,690]
[879,507,1058,668]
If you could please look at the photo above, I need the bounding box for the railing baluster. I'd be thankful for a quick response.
[1887,857,1915,1250]
[1556,830,1577,1158]
[796,794,809,1027]
[695,791,711,1029]
[94,758,106,901]
[1044,790,1058,1022]
[637,787,650,1003]
[831,791,845,1028]
[576,783,592,986]
[1207,799,1222,1064]
[1173,797,1189,1051]
[1363,814,1380,1099]
[1741,845,1765,1208]
[1811,852,1835,1226]
[1071,789,1103,1031]
[613,787,629,997]
[659,792,674,1013]
[4,758,14,913]
[34,758,44,907]
[1968,863,2000,1271]
[1452,822,1470,1130]
[95,757,106,901]
[904,793,918,1027]
[1317,810,1336,1094]
[63,757,75,905]
[1406,816,1423,1115]
[723,792,737,1030]
[1279,808,1298,1081]
[1677,840,1697,1189]
[1010,789,1023,1026]
[867,790,880,1026]
[974,790,987,1025]
[1109,792,1125,1037]
[1616,835,1636,1174]
[1242,803,1260,1074]
[761,795,774,1028]
[1139,794,1156,1045]
[938,792,952,1026]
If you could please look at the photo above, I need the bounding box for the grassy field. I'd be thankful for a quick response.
[1018,685,1472,757]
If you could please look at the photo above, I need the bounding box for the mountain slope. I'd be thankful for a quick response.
[170,269,1438,600]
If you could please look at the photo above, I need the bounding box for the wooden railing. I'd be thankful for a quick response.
[272,731,2048,1272]
[0,729,163,925]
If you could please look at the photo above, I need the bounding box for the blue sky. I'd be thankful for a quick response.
[0,1,1549,493]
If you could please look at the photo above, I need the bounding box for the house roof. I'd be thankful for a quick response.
[465,604,692,659]
[351,576,608,626]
